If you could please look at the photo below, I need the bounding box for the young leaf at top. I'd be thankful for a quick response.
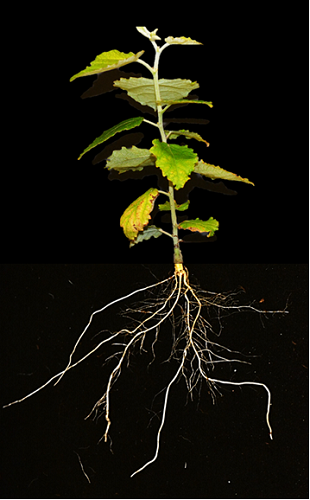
[114,78,200,111]
[150,139,198,190]
[136,27,161,41]
[78,117,144,160]
[129,225,163,248]
[166,130,210,147]
[194,160,254,186]
[178,217,219,237]
[120,188,159,243]
[164,36,203,45]
[70,50,145,82]
[106,146,155,173]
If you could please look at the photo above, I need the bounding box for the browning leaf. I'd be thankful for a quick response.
[120,188,159,243]
[178,217,219,237]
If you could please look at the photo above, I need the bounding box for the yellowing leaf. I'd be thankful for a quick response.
[70,50,145,82]
[78,117,144,160]
[194,160,254,186]
[114,78,199,111]
[106,146,155,173]
[165,36,202,45]
[167,129,210,147]
[150,139,198,190]
[120,188,159,243]
[178,217,219,237]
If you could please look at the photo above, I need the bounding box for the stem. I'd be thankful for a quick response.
[152,42,184,265]
[152,43,166,143]
[168,182,183,264]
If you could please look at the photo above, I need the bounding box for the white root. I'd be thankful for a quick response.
[3,265,288,477]
[3,276,173,409]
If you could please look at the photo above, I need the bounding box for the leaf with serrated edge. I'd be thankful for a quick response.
[70,50,145,82]
[165,36,202,45]
[150,139,198,190]
[161,99,213,108]
[114,78,199,111]
[158,200,190,211]
[120,188,159,242]
[106,146,155,172]
[78,117,144,160]
[178,217,219,238]
[194,160,254,186]
[167,130,209,147]
[129,225,162,247]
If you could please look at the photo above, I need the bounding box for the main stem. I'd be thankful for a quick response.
[152,42,183,266]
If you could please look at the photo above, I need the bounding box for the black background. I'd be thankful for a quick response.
[1,7,308,500]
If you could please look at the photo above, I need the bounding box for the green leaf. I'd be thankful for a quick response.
[178,217,219,237]
[78,117,144,160]
[161,99,213,108]
[106,146,155,173]
[158,200,190,211]
[114,78,200,111]
[129,225,162,247]
[70,50,145,82]
[150,139,198,190]
[120,188,159,243]
[167,129,210,147]
[194,160,254,186]
[164,36,202,45]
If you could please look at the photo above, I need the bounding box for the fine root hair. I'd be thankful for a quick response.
[3,265,288,478]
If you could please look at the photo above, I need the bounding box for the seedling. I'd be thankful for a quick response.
[4,27,288,479]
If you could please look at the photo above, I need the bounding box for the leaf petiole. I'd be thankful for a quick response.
[158,190,170,197]
[143,119,159,128]
[161,104,172,114]
[158,228,174,239]
[136,58,154,74]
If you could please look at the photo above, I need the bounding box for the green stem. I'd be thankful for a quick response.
[152,42,183,265]
[168,182,183,264]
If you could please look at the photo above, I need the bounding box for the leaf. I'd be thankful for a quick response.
[129,225,162,247]
[164,36,202,45]
[78,117,144,160]
[167,129,209,147]
[136,27,161,41]
[161,99,213,108]
[158,200,190,211]
[70,50,145,82]
[150,139,198,190]
[114,78,200,111]
[194,160,254,186]
[120,188,159,243]
[178,217,219,238]
[106,146,155,172]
